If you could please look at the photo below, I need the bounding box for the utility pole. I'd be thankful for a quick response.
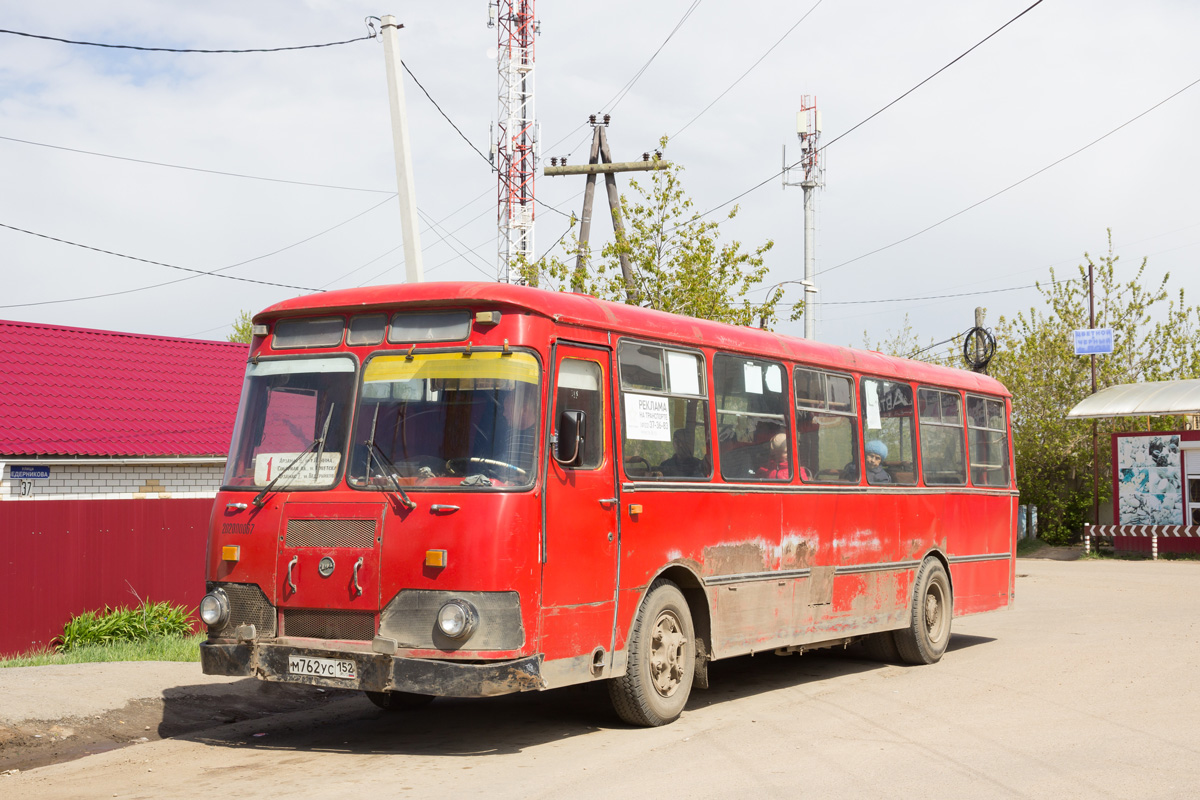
[783,96,824,339]
[544,116,669,302]
[379,15,423,283]
[489,0,539,282]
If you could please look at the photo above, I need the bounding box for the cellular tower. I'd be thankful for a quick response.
[488,1,539,282]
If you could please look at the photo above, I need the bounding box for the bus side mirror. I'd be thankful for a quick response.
[553,410,585,465]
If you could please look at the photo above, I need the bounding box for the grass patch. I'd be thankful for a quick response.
[1,599,203,667]
[1,632,205,668]
[1160,551,1200,561]
[60,600,194,651]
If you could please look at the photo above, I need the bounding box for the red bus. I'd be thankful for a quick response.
[200,282,1016,726]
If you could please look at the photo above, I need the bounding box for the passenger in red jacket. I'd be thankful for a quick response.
[757,433,790,480]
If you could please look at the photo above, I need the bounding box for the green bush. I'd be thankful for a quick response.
[58,600,195,652]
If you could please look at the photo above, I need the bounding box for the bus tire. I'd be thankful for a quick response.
[894,558,953,665]
[608,579,695,727]
[365,690,435,711]
[862,631,902,663]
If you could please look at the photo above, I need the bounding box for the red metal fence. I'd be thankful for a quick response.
[0,498,211,657]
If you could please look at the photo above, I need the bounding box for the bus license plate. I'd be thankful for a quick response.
[288,655,357,680]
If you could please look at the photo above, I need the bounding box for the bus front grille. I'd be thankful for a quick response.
[206,582,277,639]
[283,609,376,641]
[285,518,376,549]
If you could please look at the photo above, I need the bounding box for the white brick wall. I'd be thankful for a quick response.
[1,462,225,501]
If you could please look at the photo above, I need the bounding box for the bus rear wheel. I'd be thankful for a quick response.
[365,690,435,711]
[609,579,695,727]
[862,631,902,663]
[894,558,952,665]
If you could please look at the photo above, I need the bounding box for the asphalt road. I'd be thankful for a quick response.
[6,557,1200,799]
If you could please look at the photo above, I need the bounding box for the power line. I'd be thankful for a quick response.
[0,26,374,53]
[0,194,399,308]
[0,221,321,295]
[818,0,1045,153]
[670,0,824,140]
[605,1,703,114]
[0,134,393,193]
[543,2,705,157]
[815,73,1200,278]
[416,209,495,279]
[777,280,1052,307]
[396,59,573,221]
[401,61,493,167]
[775,276,1077,309]
[322,188,496,289]
[907,331,968,360]
[687,0,1047,225]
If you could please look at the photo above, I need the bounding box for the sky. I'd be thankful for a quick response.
[1,1,1198,352]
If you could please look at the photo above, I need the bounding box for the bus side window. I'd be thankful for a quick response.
[617,343,711,480]
[555,359,604,469]
[918,388,966,485]
[860,378,918,486]
[967,395,1010,486]
[794,368,858,483]
[714,355,791,481]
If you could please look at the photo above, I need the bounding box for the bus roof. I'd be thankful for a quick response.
[259,282,1009,397]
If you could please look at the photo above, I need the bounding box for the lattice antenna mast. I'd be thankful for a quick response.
[783,95,824,338]
[489,1,540,282]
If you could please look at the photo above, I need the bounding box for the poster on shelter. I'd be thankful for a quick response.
[1116,434,1183,524]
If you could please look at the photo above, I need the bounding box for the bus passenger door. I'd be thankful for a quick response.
[541,343,619,674]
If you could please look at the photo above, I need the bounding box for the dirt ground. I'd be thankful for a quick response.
[0,546,1081,775]
[0,671,353,773]
[5,556,1200,799]
[1018,543,1082,560]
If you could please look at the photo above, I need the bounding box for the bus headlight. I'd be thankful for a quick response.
[199,589,230,627]
[436,599,478,640]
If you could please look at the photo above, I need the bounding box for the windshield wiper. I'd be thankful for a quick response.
[364,404,417,510]
[252,405,335,508]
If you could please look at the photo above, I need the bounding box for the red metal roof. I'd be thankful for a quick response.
[0,320,248,458]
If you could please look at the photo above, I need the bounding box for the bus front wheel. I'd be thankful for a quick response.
[894,558,952,665]
[609,579,695,727]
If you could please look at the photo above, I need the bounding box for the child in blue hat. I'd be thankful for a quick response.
[864,439,892,485]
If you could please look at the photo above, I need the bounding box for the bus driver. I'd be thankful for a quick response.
[497,387,539,475]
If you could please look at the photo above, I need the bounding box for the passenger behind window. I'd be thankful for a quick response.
[841,439,892,484]
[658,428,704,478]
[864,439,892,485]
[756,433,790,480]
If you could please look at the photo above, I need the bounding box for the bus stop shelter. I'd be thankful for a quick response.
[1066,379,1200,557]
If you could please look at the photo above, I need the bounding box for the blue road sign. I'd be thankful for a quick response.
[1074,328,1114,355]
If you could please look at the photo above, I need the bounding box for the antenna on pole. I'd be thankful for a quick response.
[489,1,539,283]
[783,96,824,338]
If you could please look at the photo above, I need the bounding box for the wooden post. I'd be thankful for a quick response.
[598,127,637,303]
[543,119,668,303]
[573,129,603,292]
[1090,262,1100,528]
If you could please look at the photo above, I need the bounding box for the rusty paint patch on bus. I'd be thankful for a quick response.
[702,541,769,576]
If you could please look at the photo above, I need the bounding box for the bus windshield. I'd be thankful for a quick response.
[348,351,541,489]
[223,357,357,489]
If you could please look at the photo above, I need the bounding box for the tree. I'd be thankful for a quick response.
[988,231,1200,543]
[534,142,787,328]
[863,313,959,367]
[228,310,253,344]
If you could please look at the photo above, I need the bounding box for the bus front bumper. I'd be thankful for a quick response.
[200,640,545,697]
